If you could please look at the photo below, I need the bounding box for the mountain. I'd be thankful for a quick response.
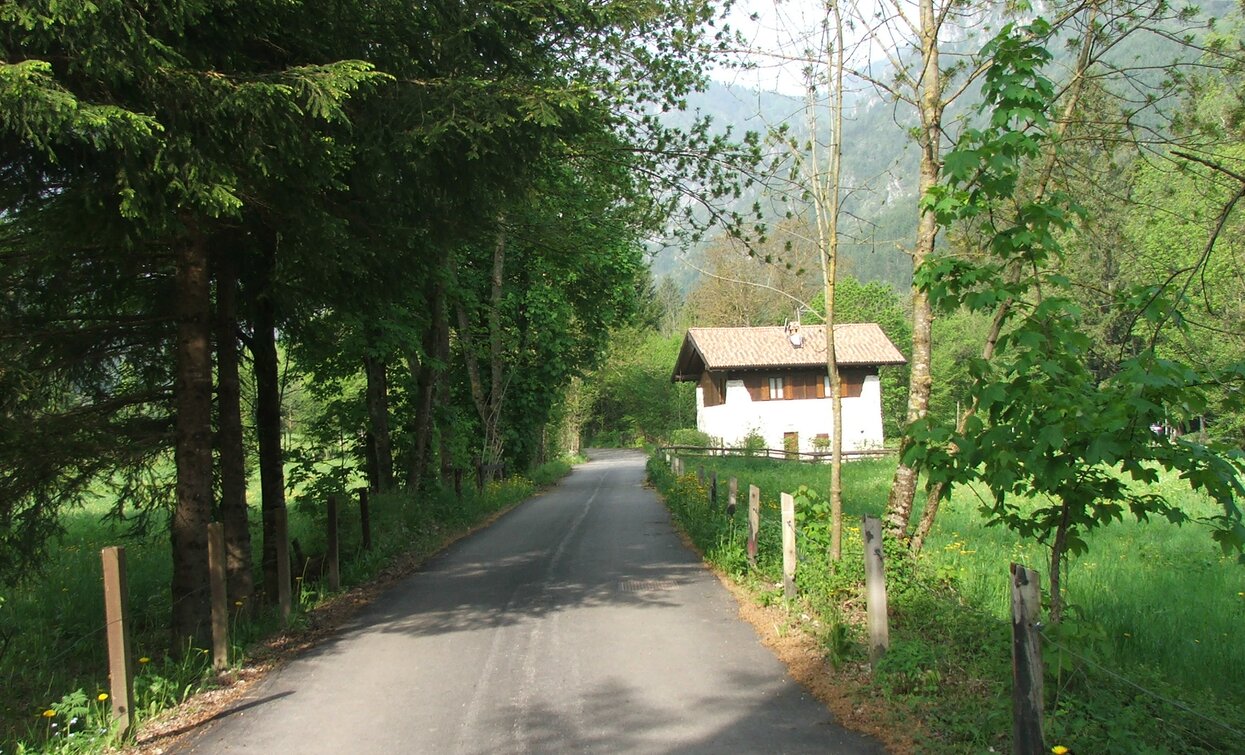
[649,1,1240,295]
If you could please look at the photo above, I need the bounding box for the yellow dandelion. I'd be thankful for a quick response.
[138,656,151,664]
[1051,747,1069,755]
[97,693,109,702]
[42,709,55,718]
[234,600,244,606]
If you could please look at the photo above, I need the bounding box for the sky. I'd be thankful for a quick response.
[713,0,833,96]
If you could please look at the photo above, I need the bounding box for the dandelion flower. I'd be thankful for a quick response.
[1051,747,1069,755]
[42,709,55,718]
[138,656,151,664]
[97,693,108,702]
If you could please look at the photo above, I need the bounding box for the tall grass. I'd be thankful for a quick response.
[1,458,574,751]
[652,452,1245,752]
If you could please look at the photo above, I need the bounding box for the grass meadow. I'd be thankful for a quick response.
[650,453,1245,753]
[0,457,575,753]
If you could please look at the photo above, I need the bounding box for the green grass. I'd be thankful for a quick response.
[1,457,577,753]
[651,452,1245,753]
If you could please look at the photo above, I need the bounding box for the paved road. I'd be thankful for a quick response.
[181,449,883,754]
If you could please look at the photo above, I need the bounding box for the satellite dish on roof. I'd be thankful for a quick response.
[785,320,803,348]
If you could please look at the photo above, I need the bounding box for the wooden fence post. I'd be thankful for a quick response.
[1011,563,1045,755]
[358,488,372,551]
[697,465,705,486]
[274,507,292,621]
[781,492,796,600]
[727,477,738,517]
[100,546,134,737]
[862,515,890,667]
[710,471,718,509]
[207,523,229,672]
[747,485,760,566]
[326,495,341,591]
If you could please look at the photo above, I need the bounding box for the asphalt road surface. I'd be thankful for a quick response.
[181,449,884,754]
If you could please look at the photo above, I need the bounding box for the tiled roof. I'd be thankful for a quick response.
[673,324,906,380]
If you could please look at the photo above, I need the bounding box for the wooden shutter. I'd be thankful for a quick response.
[841,368,868,398]
[744,374,762,401]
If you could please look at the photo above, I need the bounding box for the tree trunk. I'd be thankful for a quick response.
[406,280,446,489]
[484,226,507,472]
[252,246,286,605]
[453,227,507,477]
[883,0,941,543]
[214,241,253,610]
[826,4,845,563]
[363,353,394,492]
[171,227,214,652]
[1049,500,1072,625]
[909,7,1100,554]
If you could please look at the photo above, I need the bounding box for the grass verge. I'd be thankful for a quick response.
[648,452,1245,753]
[1,457,579,754]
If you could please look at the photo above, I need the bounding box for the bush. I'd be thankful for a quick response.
[738,429,767,456]
[529,457,574,486]
[669,428,714,447]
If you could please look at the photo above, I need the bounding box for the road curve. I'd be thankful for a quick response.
[180,449,884,754]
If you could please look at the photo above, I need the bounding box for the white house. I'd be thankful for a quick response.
[671,324,907,453]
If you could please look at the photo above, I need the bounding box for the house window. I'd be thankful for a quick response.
[769,376,784,399]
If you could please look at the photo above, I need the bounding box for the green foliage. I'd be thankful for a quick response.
[584,329,696,446]
[652,451,1245,752]
[911,20,1245,618]
[737,429,767,455]
[1,461,570,747]
[529,457,576,487]
[670,428,715,447]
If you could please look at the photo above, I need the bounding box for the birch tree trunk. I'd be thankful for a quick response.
[883,0,942,542]
[806,1,848,561]
[910,5,1100,553]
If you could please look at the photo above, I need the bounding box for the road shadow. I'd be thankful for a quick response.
[466,669,885,754]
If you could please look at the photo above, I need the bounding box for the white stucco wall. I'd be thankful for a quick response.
[695,376,886,452]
